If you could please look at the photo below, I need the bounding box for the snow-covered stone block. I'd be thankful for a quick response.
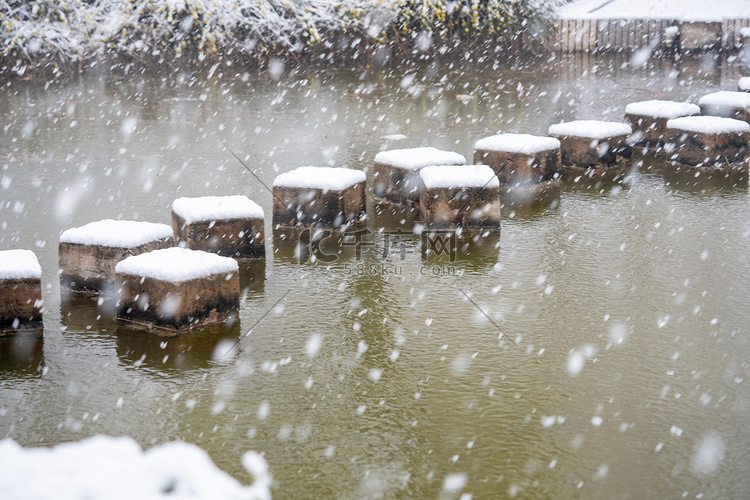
[473,134,560,184]
[548,120,633,167]
[625,100,700,146]
[418,165,501,229]
[665,116,750,166]
[172,195,264,258]
[699,91,750,123]
[272,166,366,229]
[739,77,750,92]
[0,249,43,334]
[115,247,239,332]
[59,220,174,294]
[373,147,466,205]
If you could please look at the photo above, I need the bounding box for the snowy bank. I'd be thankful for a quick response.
[0,436,271,500]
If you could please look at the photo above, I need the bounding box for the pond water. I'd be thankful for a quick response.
[1,51,749,498]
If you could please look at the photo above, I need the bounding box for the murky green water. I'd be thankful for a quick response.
[1,52,750,498]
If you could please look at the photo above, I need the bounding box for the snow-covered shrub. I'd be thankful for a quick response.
[0,0,558,75]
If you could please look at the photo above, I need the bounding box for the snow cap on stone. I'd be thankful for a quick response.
[420,165,500,189]
[0,249,41,280]
[60,220,173,248]
[666,116,750,134]
[172,195,263,224]
[549,120,632,139]
[475,133,560,154]
[374,147,466,170]
[625,100,700,119]
[115,247,238,283]
[698,91,750,109]
[273,166,366,191]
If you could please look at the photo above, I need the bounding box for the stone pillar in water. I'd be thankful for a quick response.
[418,165,501,230]
[373,147,466,206]
[272,166,366,230]
[0,249,43,334]
[59,220,174,294]
[171,195,264,258]
[115,247,239,333]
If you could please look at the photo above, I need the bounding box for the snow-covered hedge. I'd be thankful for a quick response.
[1,0,556,75]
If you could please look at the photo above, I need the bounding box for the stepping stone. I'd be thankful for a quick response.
[272,166,366,229]
[172,195,264,258]
[665,116,750,167]
[0,250,43,334]
[419,165,501,230]
[473,133,560,184]
[59,220,174,294]
[373,147,466,205]
[115,247,239,332]
[624,100,700,147]
[548,120,633,167]
[699,91,750,123]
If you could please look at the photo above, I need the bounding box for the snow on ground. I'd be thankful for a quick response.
[115,247,238,282]
[548,120,632,139]
[374,147,466,170]
[698,91,750,109]
[272,166,366,190]
[0,249,42,280]
[172,195,264,224]
[558,0,750,22]
[474,133,561,154]
[624,100,700,119]
[420,165,499,189]
[0,436,270,500]
[666,116,750,134]
[60,220,173,248]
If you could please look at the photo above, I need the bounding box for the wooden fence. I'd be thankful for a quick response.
[554,18,750,52]
[722,19,750,50]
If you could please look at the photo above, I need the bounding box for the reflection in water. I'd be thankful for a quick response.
[238,259,265,298]
[0,334,44,375]
[115,321,242,372]
[60,294,118,330]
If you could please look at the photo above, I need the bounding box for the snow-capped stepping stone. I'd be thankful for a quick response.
[418,165,501,229]
[698,91,750,123]
[548,120,633,167]
[0,249,43,334]
[373,147,466,205]
[272,166,366,229]
[59,220,174,294]
[115,247,240,332]
[624,100,701,147]
[473,134,561,184]
[172,195,264,258]
[665,116,750,167]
